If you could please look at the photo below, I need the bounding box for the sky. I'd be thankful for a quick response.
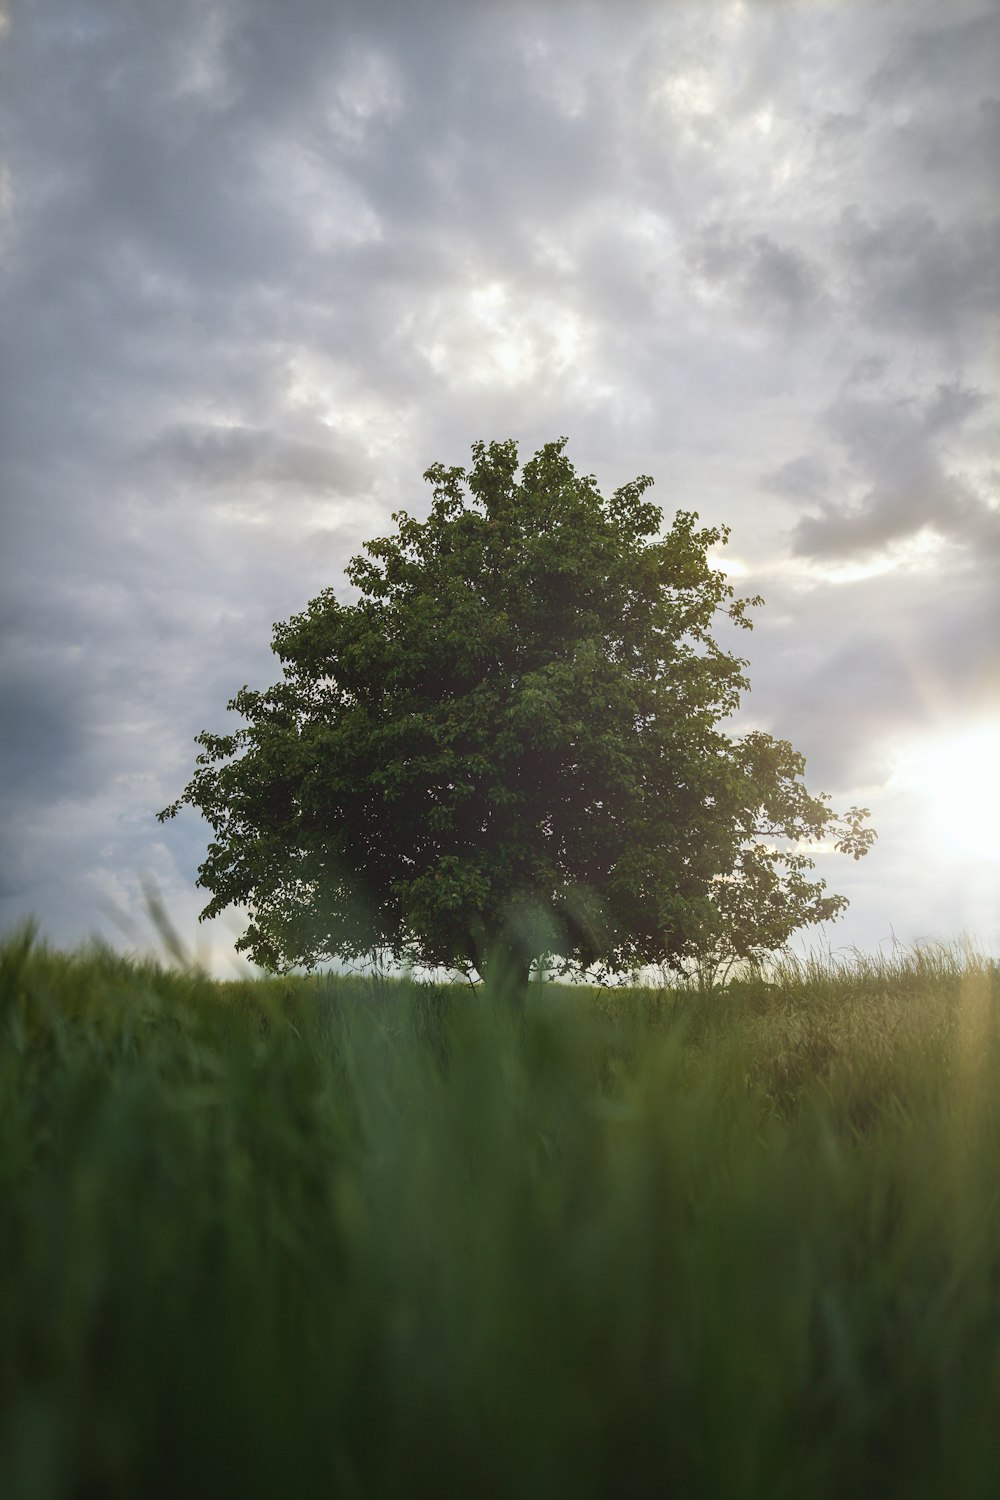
[1,0,998,978]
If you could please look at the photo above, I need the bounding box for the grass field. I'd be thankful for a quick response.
[2,925,999,1498]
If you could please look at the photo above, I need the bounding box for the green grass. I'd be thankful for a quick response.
[2,926,999,1499]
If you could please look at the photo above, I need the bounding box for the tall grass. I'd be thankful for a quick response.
[2,926,999,1498]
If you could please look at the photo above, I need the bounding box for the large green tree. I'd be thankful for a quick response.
[160,438,874,990]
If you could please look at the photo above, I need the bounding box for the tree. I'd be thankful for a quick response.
[159,438,874,993]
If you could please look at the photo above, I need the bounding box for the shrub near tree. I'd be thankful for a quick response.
[160,438,874,993]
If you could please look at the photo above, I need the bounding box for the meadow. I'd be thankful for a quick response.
[2,925,999,1499]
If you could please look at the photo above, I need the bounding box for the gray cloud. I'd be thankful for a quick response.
[785,381,998,559]
[763,454,831,506]
[146,423,370,497]
[871,7,1000,104]
[838,204,1000,344]
[686,223,829,330]
[737,558,1000,790]
[0,668,92,801]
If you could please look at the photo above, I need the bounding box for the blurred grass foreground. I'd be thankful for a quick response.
[2,926,1000,1499]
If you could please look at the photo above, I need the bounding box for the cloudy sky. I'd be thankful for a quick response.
[2,0,998,976]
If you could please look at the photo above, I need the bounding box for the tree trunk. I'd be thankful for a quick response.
[475,938,532,1006]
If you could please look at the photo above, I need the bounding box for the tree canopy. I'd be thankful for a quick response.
[159,438,874,988]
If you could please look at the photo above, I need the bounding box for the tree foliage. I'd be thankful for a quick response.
[160,438,874,985]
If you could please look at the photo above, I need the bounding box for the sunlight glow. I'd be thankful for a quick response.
[893,720,1000,862]
[707,552,749,578]
[814,529,944,585]
[282,353,418,487]
[783,529,948,589]
[653,69,716,118]
[413,281,587,391]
